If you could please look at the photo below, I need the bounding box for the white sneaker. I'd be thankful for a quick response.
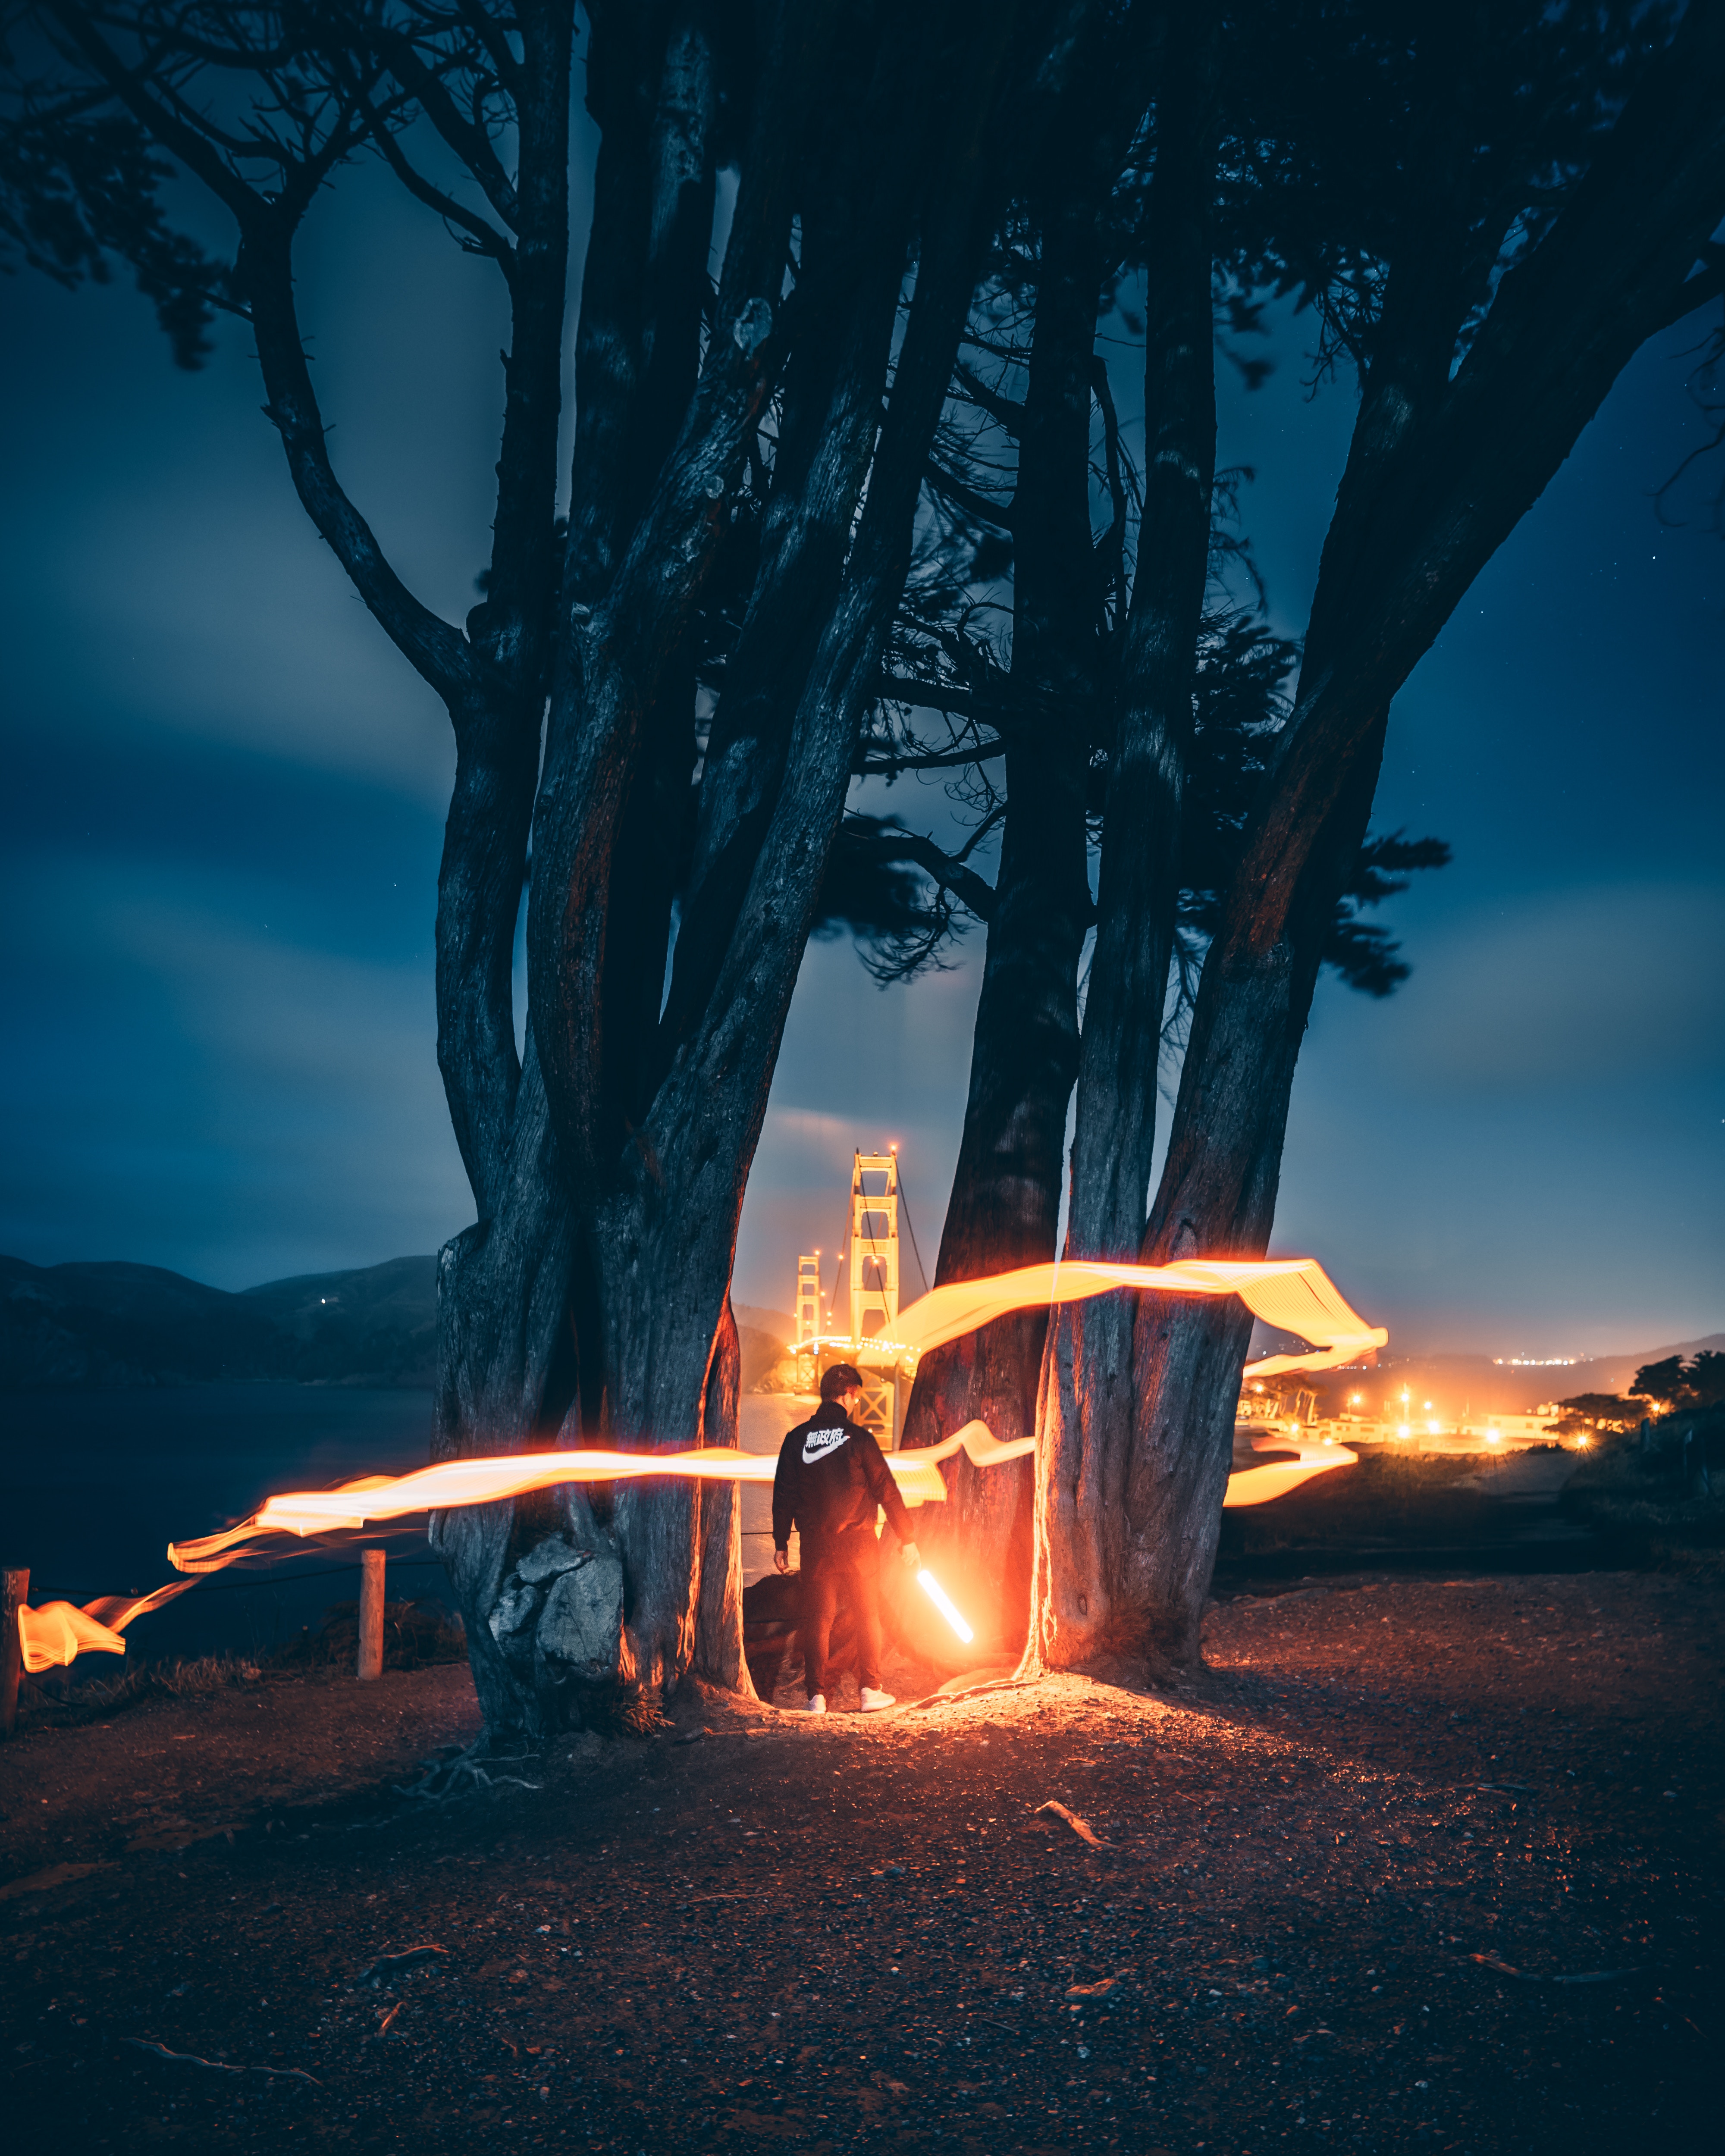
[859,1687,895,1713]
[803,1693,827,1715]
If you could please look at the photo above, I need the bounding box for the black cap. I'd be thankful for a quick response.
[819,1362,864,1401]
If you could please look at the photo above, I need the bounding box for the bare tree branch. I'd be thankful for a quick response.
[842,824,1000,921]
[365,105,515,274]
[368,16,521,225]
[924,453,1016,529]
[953,354,1026,434]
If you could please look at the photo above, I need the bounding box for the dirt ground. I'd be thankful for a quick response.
[1,1568,1719,2155]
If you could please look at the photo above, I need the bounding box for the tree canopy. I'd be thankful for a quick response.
[1632,1352,1725,1409]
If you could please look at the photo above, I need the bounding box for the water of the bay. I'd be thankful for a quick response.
[0,1385,822,1669]
[0,1384,438,1664]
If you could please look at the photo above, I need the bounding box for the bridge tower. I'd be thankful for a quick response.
[789,1148,913,1447]
[848,1150,900,1345]
[794,1252,822,1349]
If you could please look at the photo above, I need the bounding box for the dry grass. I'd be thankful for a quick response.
[19,1649,265,1726]
[18,1595,464,1727]
[269,1595,467,1672]
[1220,1444,1493,1555]
[1562,1428,1725,1579]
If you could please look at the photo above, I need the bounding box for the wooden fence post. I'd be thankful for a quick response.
[358,1548,386,1682]
[1,1568,28,1739]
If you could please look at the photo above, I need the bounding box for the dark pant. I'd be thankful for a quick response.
[801,1537,882,1698]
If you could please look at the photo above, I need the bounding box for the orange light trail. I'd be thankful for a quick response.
[15,1254,1376,1671]
[890,1255,1386,1375]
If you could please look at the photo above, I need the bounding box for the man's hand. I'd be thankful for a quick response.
[900,1541,921,1572]
[773,1546,790,1576]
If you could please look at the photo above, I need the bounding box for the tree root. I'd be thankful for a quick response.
[393,1738,542,1805]
[907,1675,1043,1711]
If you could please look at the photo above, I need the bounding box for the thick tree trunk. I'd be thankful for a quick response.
[432,4,1019,1737]
[427,1040,583,1739]
[429,1050,756,1734]
[1029,16,1220,1673]
[894,763,1081,1645]
[900,12,1159,1651]
[1102,740,1367,1665]
[899,209,1098,1648]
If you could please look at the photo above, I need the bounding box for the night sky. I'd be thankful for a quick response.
[3,140,1721,1360]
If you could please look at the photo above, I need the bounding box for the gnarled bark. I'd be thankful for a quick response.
[1030,11,1221,1672]
[900,7,1157,1652]
[471,0,1027,1730]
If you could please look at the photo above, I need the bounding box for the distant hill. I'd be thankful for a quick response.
[1239,1325,1725,1421]
[732,1306,797,1392]
[0,1253,436,1391]
[734,1305,795,1345]
[1365,1335,1725,1418]
[1544,1335,1725,1400]
[8,1253,1713,1408]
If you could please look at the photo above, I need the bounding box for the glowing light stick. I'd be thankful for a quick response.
[916,1569,974,1644]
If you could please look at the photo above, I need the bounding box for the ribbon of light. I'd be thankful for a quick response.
[15,1255,1375,1671]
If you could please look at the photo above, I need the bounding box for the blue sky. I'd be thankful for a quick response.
[2,143,1720,1358]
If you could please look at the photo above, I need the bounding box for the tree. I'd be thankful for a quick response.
[1038,0,1725,1669]
[806,0,1725,1667]
[1554,1393,1646,1434]
[831,3,1448,1650]
[874,0,1160,1648]
[1686,1351,1725,1409]
[1630,1353,1725,1410]
[7,0,1071,1733]
[794,10,1445,1651]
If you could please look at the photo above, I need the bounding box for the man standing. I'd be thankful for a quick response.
[772,1363,920,1714]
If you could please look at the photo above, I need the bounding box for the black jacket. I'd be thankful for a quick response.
[772,1404,914,1556]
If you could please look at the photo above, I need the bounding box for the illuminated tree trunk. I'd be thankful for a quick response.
[894,728,1085,1651]
[1027,16,1221,1673]
[900,16,1151,1655]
